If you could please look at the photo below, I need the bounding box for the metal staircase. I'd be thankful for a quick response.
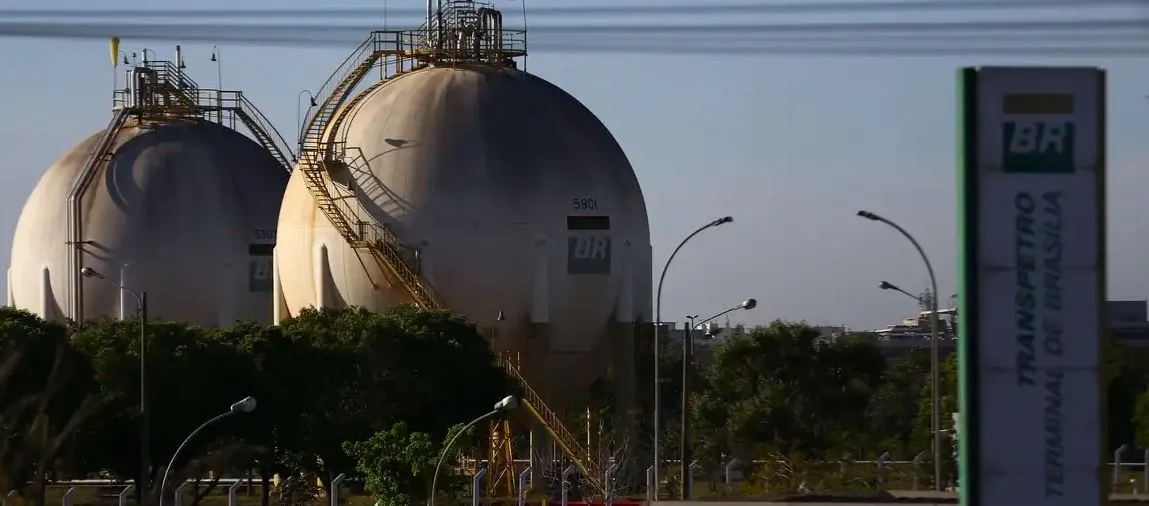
[501,355,604,492]
[111,58,295,173]
[298,21,599,496]
[234,96,295,170]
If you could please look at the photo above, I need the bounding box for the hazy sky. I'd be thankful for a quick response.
[1,0,1146,331]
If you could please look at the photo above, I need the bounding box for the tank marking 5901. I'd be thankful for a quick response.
[253,229,277,241]
[571,197,598,211]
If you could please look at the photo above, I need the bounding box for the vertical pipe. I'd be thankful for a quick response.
[272,247,285,325]
[39,267,51,320]
[426,0,433,44]
[313,244,329,308]
[119,263,128,320]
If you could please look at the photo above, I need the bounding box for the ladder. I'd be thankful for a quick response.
[298,32,603,495]
[234,97,295,170]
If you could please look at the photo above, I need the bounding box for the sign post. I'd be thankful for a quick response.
[957,67,1107,506]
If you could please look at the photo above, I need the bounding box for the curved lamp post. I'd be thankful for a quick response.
[857,209,942,490]
[429,395,518,506]
[679,298,756,499]
[653,215,732,492]
[159,396,257,506]
[81,266,149,506]
[879,280,923,304]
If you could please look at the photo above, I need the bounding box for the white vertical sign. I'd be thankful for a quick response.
[959,67,1106,506]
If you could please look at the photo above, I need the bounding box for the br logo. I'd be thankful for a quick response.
[567,235,611,274]
[1002,121,1075,174]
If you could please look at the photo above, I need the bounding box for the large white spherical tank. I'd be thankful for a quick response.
[8,118,289,327]
[275,65,652,399]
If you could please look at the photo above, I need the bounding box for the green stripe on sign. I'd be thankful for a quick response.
[1002,121,1076,174]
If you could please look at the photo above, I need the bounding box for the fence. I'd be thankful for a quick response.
[1,475,347,506]
[16,449,1149,506]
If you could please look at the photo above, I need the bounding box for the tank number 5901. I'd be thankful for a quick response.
[572,198,598,210]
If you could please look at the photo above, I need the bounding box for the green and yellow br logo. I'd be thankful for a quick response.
[1002,121,1075,174]
[1000,93,1077,174]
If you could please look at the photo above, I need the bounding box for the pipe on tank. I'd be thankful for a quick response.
[272,247,286,325]
[119,263,128,320]
[615,240,634,323]
[492,9,503,51]
[313,244,329,308]
[39,266,51,321]
[426,0,433,47]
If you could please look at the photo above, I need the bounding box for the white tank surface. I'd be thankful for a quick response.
[275,64,652,398]
[8,118,289,327]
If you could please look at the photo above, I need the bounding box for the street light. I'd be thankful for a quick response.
[81,266,150,505]
[159,396,257,506]
[653,215,732,493]
[296,89,317,154]
[879,280,924,304]
[429,395,519,506]
[857,209,942,490]
[209,46,222,89]
[680,298,756,499]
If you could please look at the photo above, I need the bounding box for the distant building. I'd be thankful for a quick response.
[869,308,958,359]
[867,300,1149,357]
[1109,300,1149,346]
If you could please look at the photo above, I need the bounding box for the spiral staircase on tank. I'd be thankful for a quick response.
[295,25,604,496]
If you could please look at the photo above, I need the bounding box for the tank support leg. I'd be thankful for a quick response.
[487,416,516,497]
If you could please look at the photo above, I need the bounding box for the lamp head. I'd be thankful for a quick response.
[80,267,104,279]
[711,216,734,227]
[497,310,506,321]
[879,281,897,291]
[210,53,217,62]
[856,210,880,221]
[230,396,257,413]
[309,97,317,107]
[493,395,518,412]
[741,298,758,310]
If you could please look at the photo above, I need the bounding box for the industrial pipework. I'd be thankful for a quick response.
[63,46,293,323]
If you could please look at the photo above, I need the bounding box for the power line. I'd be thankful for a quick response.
[1,0,1145,19]
[1,18,1145,38]
[0,17,1147,56]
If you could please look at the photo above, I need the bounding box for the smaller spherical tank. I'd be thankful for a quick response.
[8,118,289,327]
[274,65,653,405]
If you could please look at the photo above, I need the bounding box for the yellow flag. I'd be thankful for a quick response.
[110,37,120,68]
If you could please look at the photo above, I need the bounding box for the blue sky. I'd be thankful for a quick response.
[1,0,1147,330]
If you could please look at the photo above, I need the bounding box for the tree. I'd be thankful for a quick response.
[343,421,473,506]
[0,308,98,506]
[206,321,316,506]
[867,348,930,455]
[274,305,510,481]
[693,322,887,462]
[69,318,252,493]
[911,353,959,488]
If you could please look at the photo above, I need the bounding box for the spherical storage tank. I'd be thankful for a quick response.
[275,64,652,402]
[8,117,289,327]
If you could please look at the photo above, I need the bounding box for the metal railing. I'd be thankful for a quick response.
[500,355,603,493]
